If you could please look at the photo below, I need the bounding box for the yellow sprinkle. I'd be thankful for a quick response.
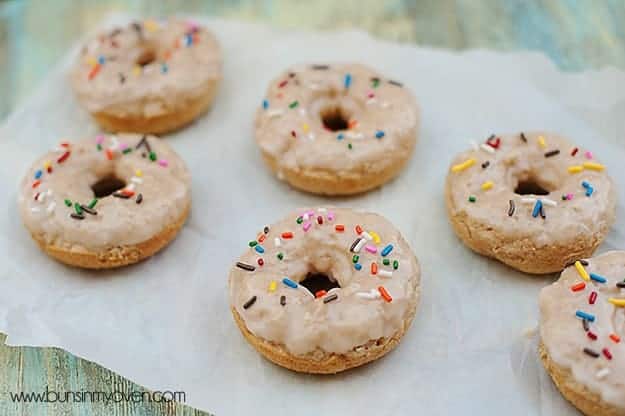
[538,135,546,148]
[135,169,143,177]
[583,162,605,171]
[451,158,476,173]
[43,161,51,169]
[143,19,159,32]
[369,231,381,244]
[132,65,141,76]
[269,280,277,292]
[608,298,625,307]
[302,123,309,133]
[568,165,584,174]
[574,261,590,282]
[481,181,494,191]
[85,56,97,67]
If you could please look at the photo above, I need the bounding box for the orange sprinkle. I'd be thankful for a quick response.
[610,334,621,343]
[258,234,266,243]
[348,120,358,129]
[105,149,113,160]
[371,262,378,275]
[378,286,392,303]
[355,225,363,235]
[121,190,135,197]
[32,180,41,188]
[335,225,345,232]
[315,290,327,298]
[164,50,172,60]
[281,232,294,239]
[571,282,586,292]
[88,64,101,80]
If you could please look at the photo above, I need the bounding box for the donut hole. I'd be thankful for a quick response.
[136,48,157,67]
[320,106,351,132]
[91,175,127,198]
[299,272,340,296]
[514,177,552,196]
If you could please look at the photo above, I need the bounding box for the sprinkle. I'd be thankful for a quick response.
[480,143,495,154]
[149,152,157,162]
[243,296,257,310]
[323,293,338,304]
[289,101,299,109]
[354,238,367,253]
[583,161,605,171]
[571,147,579,156]
[258,234,266,243]
[582,181,594,197]
[105,149,114,161]
[269,281,277,292]
[355,225,363,234]
[315,290,327,298]
[365,245,377,254]
[574,261,590,281]
[585,151,593,159]
[236,262,255,272]
[160,63,168,74]
[278,80,288,88]
[277,252,284,260]
[481,181,494,191]
[507,200,515,216]
[371,262,378,275]
[302,222,312,232]
[312,64,329,70]
[541,198,557,207]
[350,238,362,252]
[73,202,83,216]
[468,195,477,203]
[393,260,399,270]
[335,225,345,232]
[617,281,625,288]
[370,231,381,244]
[317,215,323,225]
[381,244,394,257]
[257,258,264,267]
[378,270,393,278]
[361,231,373,241]
[354,263,362,271]
[583,348,600,358]
[388,80,403,87]
[64,199,72,207]
[531,200,542,218]
[589,273,607,284]
[375,130,385,139]
[576,310,595,322]
[610,334,620,343]
[336,133,344,141]
[545,149,560,158]
[521,197,536,204]
[596,368,610,379]
[538,136,546,148]
[327,212,335,221]
[602,348,613,360]
[587,331,598,340]
[158,159,168,167]
[280,295,286,306]
[378,286,392,302]
[70,213,85,220]
[608,298,625,307]
[571,282,586,292]
[539,204,546,219]
[451,158,476,173]
[32,180,41,189]
[248,241,258,247]
[383,259,390,266]
[136,193,143,204]
[356,290,378,300]
[582,319,590,331]
[57,151,71,163]
[282,278,298,288]
[281,232,293,239]
[80,205,97,216]
[88,64,101,80]
[568,165,584,174]
[352,255,359,263]
[254,245,265,254]
[344,74,352,89]
[481,161,490,169]
[520,132,528,143]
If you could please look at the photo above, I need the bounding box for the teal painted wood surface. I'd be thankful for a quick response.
[1,0,624,415]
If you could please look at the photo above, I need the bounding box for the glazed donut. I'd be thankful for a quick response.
[445,132,616,274]
[228,207,420,374]
[18,134,190,269]
[254,63,419,195]
[71,18,221,134]
[540,251,625,416]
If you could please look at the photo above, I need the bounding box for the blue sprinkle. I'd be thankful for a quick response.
[161,63,168,73]
[337,133,344,140]
[282,277,298,288]
[375,130,385,139]
[97,55,106,65]
[344,74,352,89]
[581,181,591,189]
[576,310,595,322]
[381,244,394,257]
[185,34,193,46]
[262,99,269,109]
[34,170,42,180]
[586,187,594,197]
[354,263,362,271]
[590,273,607,283]
[532,200,542,218]
[254,245,265,254]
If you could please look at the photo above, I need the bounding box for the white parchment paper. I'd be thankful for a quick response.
[1,16,624,415]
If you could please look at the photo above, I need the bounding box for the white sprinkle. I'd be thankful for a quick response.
[37,192,46,203]
[303,213,310,221]
[521,197,536,204]
[541,198,557,207]
[274,237,281,247]
[362,231,373,241]
[596,368,610,379]
[307,133,315,141]
[345,131,364,140]
[356,289,381,300]
[266,109,284,118]
[125,183,136,191]
[30,207,40,213]
[47,189,53,196]
[109,135,119,150]
[131,177,143,184]
[378,270,393,278]
[298,108,308,116]
[46,201,56,213]
[470,140,479,151]
[480,143,495,154]
[354,238,367,253]
[317,207,327,213]
[327,287,340,295]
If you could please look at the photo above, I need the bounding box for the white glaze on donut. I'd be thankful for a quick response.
[540,251,625,409]
[254,64,419,175]
[228,208,420,356]
[71,18,221,117]
[18,134,190,251]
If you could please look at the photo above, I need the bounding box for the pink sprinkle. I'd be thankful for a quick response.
[566,193,574,200]
[367,92,375,98]
[158,159,168,167]
[365,245,377,254]
[306,210,315,217]
[584,151,593,159]
[95,135,105,144]
[119,143,128,151]
[303,222,312,232]
[327,212,335,221]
